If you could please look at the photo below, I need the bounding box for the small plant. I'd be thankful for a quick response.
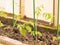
[13,14,21,27]
[17,22,42,37]
[43,13,53,24]
[35,5,53,25]
[17,22,32,37]
[33,5,44,39]
[31,31,42,37]
[17,24,27,37]
[35,5,44,18]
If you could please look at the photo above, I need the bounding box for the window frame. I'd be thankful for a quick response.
[23,0,57,26]
[0,0,58,26]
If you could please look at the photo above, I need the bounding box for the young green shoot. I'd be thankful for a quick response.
[43,13,53,25]
[17,22,32,37]
[0,21,4,27]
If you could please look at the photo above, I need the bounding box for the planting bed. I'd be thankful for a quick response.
[0,17,60,45]
[0,24,60,45]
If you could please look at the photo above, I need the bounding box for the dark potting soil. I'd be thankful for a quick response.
[0,25,60,45]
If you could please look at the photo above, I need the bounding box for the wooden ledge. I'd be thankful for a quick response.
[0,36,27,45]
[0,16,57,30]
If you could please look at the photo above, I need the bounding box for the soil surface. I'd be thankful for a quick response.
[0,25,60,45]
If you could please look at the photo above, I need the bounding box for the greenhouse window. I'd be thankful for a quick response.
[0,0,58,26]
[0,0,20,16]
[24,0,58,26]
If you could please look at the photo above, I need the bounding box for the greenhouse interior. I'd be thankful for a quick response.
[0,0,60,45]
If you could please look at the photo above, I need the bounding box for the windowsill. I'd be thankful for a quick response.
[0,11,57,30]
[0,16,57,30]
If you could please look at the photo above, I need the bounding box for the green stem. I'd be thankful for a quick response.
[12,0,14,26]
[33,0,36,39]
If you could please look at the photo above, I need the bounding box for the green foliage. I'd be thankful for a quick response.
[43,13,53,24]
[31,31,42,37]
[17,24,26,37]
[17,22,42,37]
[22,22,32,33]
[33,5,44,38]
[35,5,44,17]
[13,14,21,27]
[19,26,26,37]
[37,31,42,36]
[0,21,4,27]
[26,25,32,32]
[17,22,32,37]
[0,11,7,17]
[35,5,53,24]
[43,13,52,20]
[14,14,21,20]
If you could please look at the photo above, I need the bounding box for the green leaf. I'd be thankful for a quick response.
[37,31,42,36]
[14,14,21,20]
[0,11,7,17]
[35,7,42,16]
[43,13,52,20]
[31,31,42,37]
[26,25,32,32]
[17,24,21,28]
[46,13,51,19]
[0,21,4,27]
[31,31,34,36]
[17,24,26,37]
[19,27,26,37]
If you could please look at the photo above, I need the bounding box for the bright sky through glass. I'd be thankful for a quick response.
[25,0,53,22]
[0,0,20,14]
[0,0,60,24]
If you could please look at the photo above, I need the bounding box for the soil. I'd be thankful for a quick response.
[0,25,60,45]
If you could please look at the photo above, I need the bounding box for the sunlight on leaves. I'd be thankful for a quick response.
[0,11,7,17]
[26,25,32,32]
[0,21,4,27]
[31,31,42,36]
[43,13,52,20]
[35,5,44,17]
[19,27,26,37]
[37,31,42,36]
[14,14,21,20]
[17,24,26,37]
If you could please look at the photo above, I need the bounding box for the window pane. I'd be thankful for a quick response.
[25,0,53,23]
[36,0,53,22]
[0,0,20,14]
[25,0,33,18]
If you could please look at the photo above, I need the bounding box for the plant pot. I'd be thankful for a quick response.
[0,16,58,35]
[0,16,60,45]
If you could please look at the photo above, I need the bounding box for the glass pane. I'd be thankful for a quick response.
[0,0,20,14]
[25,0,53,23]
[36,0,53,22]
[25,0,33,18]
